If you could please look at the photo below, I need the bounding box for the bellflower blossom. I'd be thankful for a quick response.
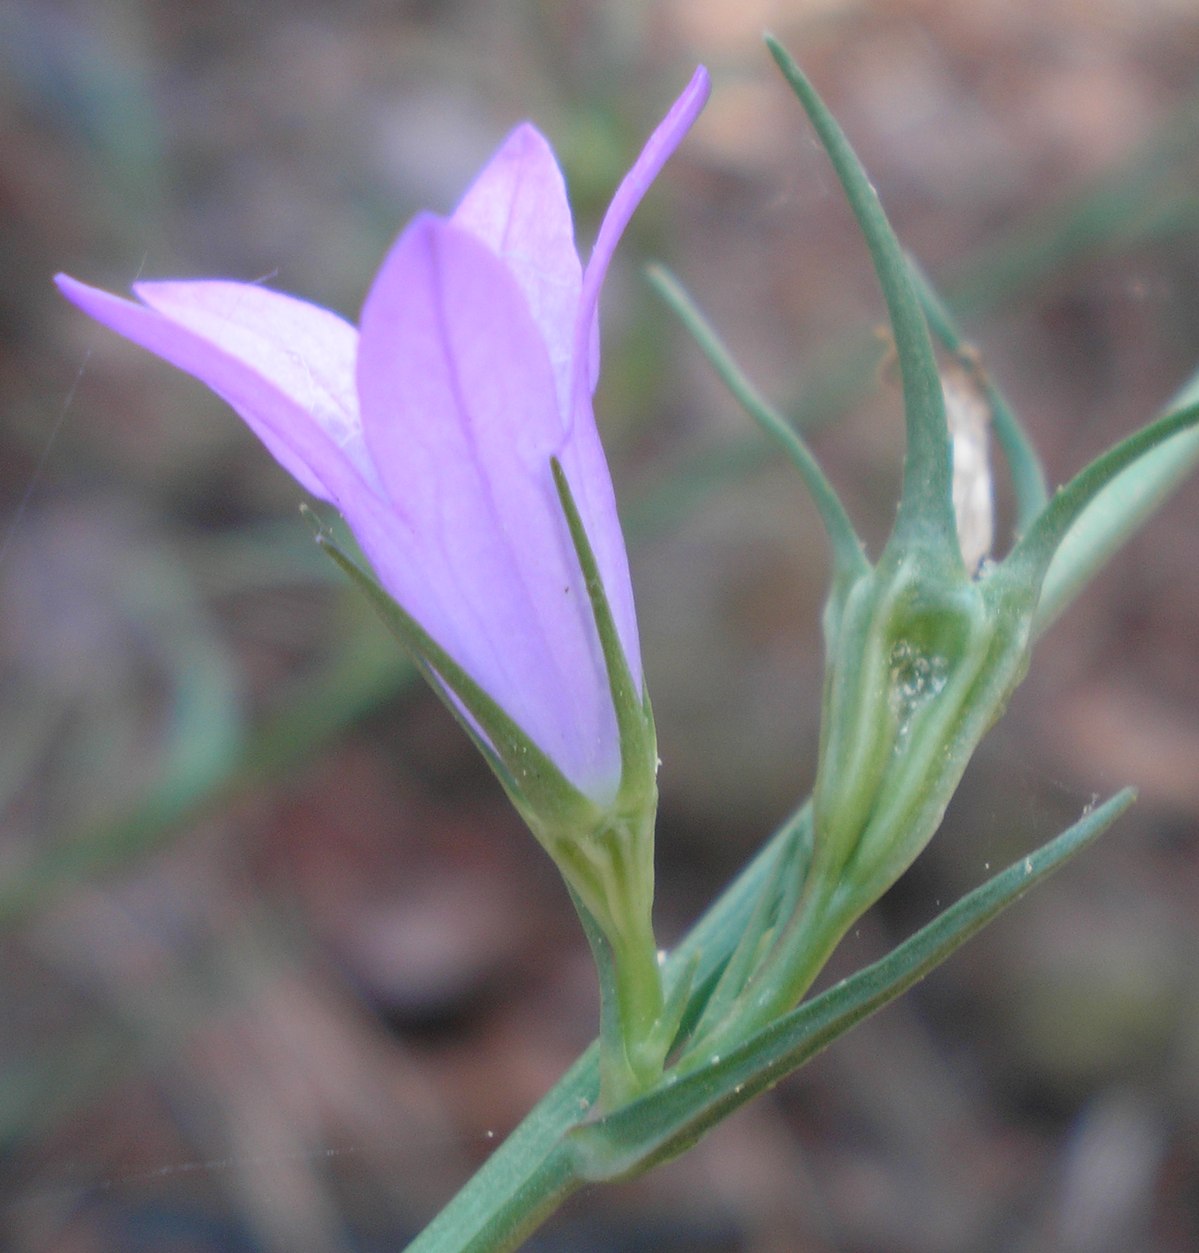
[57,69,710,814]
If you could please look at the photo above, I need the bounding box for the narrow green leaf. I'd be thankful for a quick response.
[668,804,814,1051]
[646,264,868,584]
[765,34,958,557]
[1007,400,1199,602]
[656,951,700,1059]
[569,788,1135,1182]
[687,805,809,1043]
[1036,364,1199,633]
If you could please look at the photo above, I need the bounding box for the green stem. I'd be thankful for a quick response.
[407,1107,586,1253]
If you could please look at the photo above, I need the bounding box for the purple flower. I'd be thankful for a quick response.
[57,68,709,808]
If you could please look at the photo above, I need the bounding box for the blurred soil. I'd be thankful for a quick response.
[3,1,1199,1250]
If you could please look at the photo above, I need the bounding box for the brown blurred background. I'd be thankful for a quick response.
[4,1,1199,1250]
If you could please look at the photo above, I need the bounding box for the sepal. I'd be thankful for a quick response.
[766,34,958,560]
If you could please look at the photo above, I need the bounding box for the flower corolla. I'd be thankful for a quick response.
[57,68,710,810]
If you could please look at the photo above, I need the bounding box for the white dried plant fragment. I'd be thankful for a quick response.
[943,360,994,572]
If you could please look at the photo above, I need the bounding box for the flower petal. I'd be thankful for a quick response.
[451,123,582,417]
[574,66,710,399]
[449,124,642,691]
[554,390,643,694]
[356,213,627,799]
[55,275,370,503]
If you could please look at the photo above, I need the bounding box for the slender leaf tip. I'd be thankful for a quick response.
[764,33,959,561]
[1010,399,1199,598]
[646,263,867,581]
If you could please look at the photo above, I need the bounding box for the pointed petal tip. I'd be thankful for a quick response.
[453,121,560,209]
[54,272,104,306]
[653,67,711,155]
[683,64,712,113]
[500,120,555,158]
[451,121,564,234]
[54,273,140,326]
[359,210,446,325]
[573,65,711,401]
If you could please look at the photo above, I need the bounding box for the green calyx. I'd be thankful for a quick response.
[812,554,1031,905]
[678,556,1036,1053]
